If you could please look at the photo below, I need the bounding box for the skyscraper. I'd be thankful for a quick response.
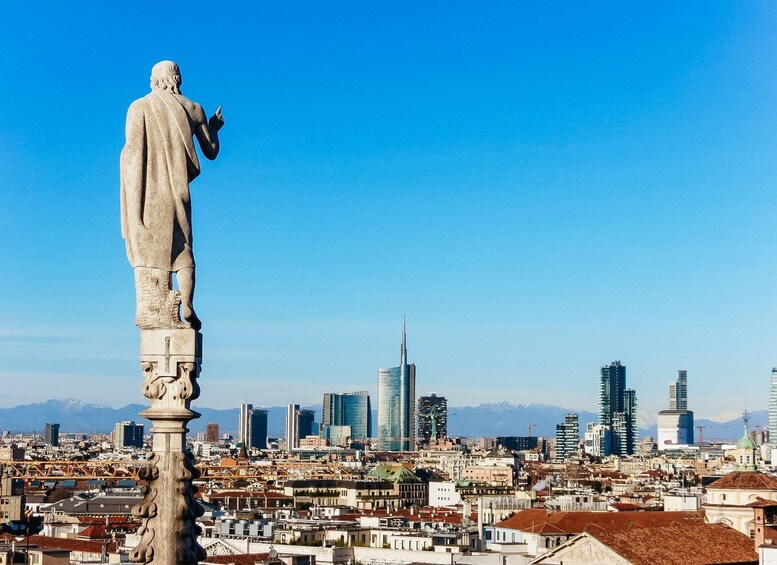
[205,423,220,443]
[417,394,447,443]
[669,370,688,410]
[249,409,268,450]
[377,319,416,451]
[238,403,253,446]
[238,404,268,450]
[322,391,372,440]
[113,421,144,448]
[771,368,777,447]
[44,423,60,447]
[555,413,579,461]
[600,361,626,426]
[658,370,694,450]
[286,404,300,452]
[599,361,637,456]
[298,409,315,439]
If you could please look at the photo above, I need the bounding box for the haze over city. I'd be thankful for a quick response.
[3,3,777,420]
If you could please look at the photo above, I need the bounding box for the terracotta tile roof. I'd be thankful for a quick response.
[585,522,758,565]
[25,535,117,554]
[707,471,777,490]
[495,508,704,535]
[748,497,777,508]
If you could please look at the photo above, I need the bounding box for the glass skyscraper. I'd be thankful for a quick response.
[417,393,447,443]
[322,391,372,440]
[377,320,416,451]
[770,368,777,447]
[599,361,637,456]
[669,370,688,410]
[238,403,267,450]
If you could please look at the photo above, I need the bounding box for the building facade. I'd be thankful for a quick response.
[669,369,688,410]
[599,361,637,456]
[238,403,253,446]
[297,409,315,439]
[205,423,220,443]
[555,413,579,461]
[322,391,372,440]
[286,404,300,452]
[657,410,694,449]
[417,393,447,444]
[44,423,59,447]
[770,368,777,447]
[583,422,611,457]
[238,404,268,450]
[377,320,416,451]
[657,370,694,450]
[113,421,144,448]
[250,409,268,450]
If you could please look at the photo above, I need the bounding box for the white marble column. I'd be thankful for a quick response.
[130,328,205,564]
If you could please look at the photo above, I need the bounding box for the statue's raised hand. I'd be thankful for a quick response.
[209,106,224,132]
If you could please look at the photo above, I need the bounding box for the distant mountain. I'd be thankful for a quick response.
[0,399,319,438]
[639,410,768,443]
[446,402,598,438]
[0,399,766,442]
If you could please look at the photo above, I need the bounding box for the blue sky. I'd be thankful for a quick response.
[1,2,777,421]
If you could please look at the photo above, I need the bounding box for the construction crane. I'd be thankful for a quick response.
[696,425,707,447]
[527,424,538,438]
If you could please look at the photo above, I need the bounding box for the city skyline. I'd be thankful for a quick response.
[3,4,777,421]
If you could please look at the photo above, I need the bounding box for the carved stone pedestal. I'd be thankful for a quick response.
[130,329,206,565]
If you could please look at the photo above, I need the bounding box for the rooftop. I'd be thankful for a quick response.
[707,471,777,490]
[585,522,757,565]
[495,508,704,534]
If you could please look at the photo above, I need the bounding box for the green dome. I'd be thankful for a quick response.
[737,432,756,450]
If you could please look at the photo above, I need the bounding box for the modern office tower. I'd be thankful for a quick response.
[298,409,315,439]
[44,423,60,447]
[238,404,267,450]
[113,421,144,448]
[584,422,612,457]
[497,436,539,451]
[238,403,253,446]
[555,413,579,461]
[658,370,694,450]
[669,370,688,410]
[598,361,637,456]
[249,409,268,450]
[622,388,637,455]
[600,361,626,426]
[417,393,448,443]
[322,391,372,440]
[286,404,300,452]
[377,319,416,451]
[657,410,694,448]
[205,423,220,443]
[770,368,777,447]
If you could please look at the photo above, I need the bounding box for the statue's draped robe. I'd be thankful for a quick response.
[120,91,201,271]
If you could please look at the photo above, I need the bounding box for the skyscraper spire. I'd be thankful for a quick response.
[401,315,407,367]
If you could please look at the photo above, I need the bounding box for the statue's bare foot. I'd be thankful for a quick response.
[182,304,202,331]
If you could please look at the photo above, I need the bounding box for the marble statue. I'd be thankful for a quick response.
[120,61,223,331]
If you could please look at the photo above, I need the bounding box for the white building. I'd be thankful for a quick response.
[428,481,463,507]
[656,409,694,450]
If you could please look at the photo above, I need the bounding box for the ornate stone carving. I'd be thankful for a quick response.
[134,268,184,330]
[131,329,204,565]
